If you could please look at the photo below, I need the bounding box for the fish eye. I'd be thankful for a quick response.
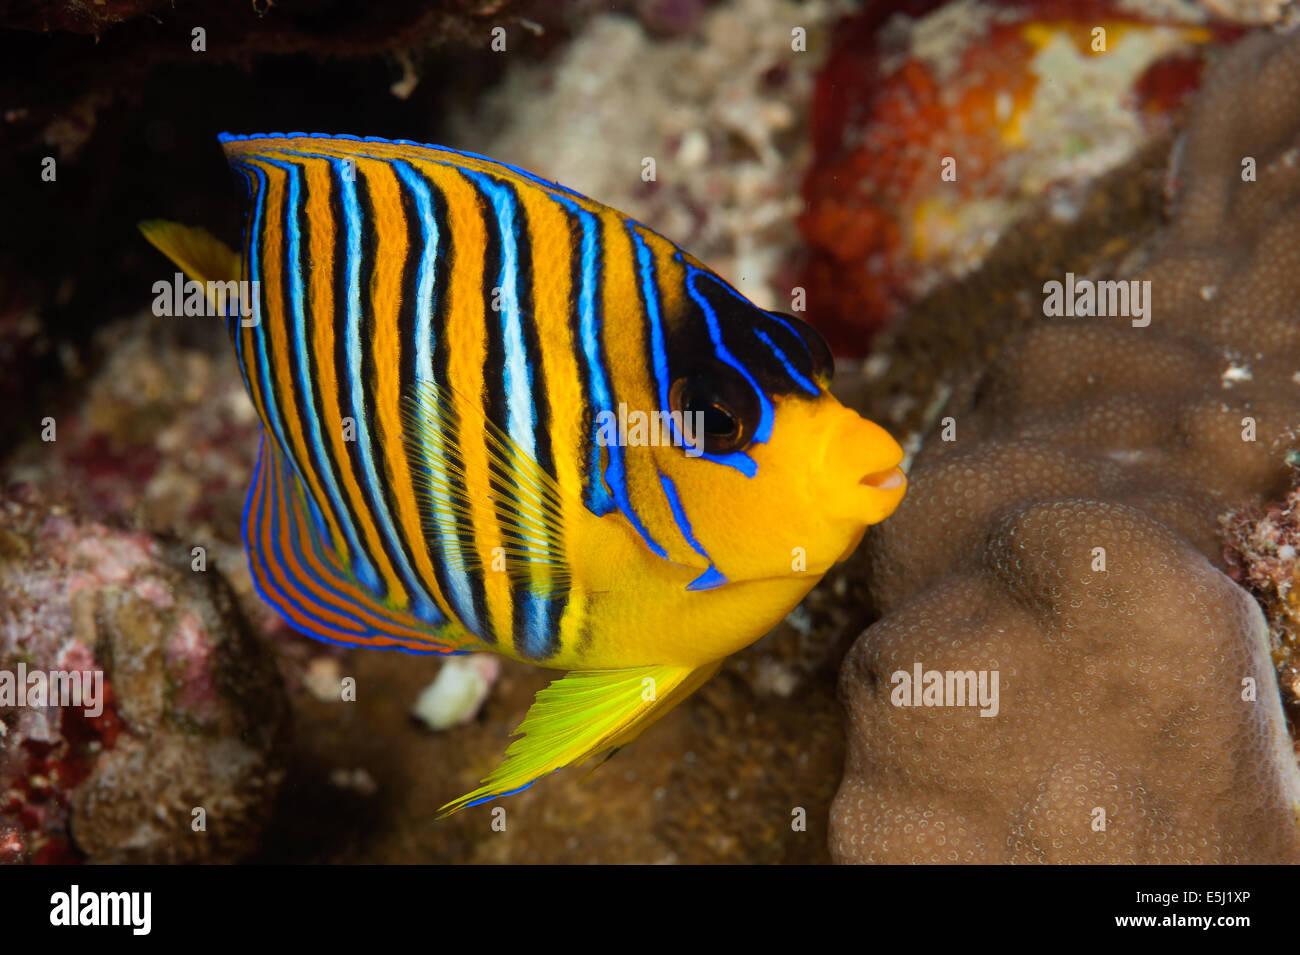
[670,363,761,456]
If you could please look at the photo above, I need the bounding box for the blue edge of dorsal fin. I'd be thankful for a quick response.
[215,131,587,201]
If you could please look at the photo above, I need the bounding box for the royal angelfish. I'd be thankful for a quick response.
[141,132,907,814]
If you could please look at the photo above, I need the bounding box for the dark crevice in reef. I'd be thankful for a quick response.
[0,0,590,457]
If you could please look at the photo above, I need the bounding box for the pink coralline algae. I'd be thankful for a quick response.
[0,485,285,863]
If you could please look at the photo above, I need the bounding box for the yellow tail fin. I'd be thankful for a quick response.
[138,220,241,291]
[439,661,721,816]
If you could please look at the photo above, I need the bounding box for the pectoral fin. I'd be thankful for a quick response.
[405,378,626,599]
[438,660,722,816]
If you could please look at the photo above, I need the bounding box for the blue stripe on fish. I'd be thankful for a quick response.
[658,472,710,561]
[392,159,483,630]
[630,226,672,428]
[463,170,539,461]
[552,193,616,518]
[752,328,818,396]
[333,157,399,598]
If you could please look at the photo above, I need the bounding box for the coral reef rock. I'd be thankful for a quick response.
[833,28,1300,864]
[455,0,853,313]
[799,0,1251,355]
[0,487,285,863]
[1222,472,1300,721]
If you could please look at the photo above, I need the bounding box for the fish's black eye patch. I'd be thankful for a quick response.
[768,310,833,384]
[673,268,825,399]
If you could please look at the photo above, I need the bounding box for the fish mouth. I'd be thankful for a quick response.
[860,466,905,491]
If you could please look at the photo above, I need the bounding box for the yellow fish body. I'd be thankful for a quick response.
[141,132,906,813]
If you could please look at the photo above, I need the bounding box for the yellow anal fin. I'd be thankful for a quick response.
[438,660,721,816]
[138,220,242,309]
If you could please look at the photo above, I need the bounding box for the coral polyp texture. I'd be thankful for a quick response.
[832,29,1300,863]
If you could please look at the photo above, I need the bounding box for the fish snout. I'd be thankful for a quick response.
[818,406,907,526]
